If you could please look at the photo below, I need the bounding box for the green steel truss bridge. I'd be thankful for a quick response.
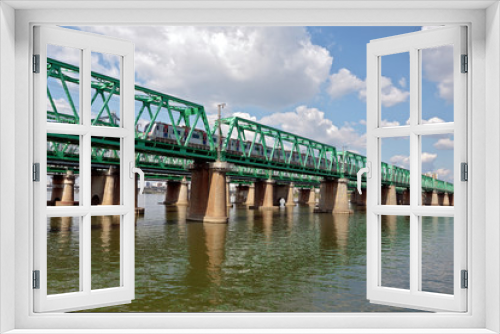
[46,57,453,193]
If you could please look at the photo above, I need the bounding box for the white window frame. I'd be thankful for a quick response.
[0,1,498,333]
[33,25,136,313]
[366,26,467,313]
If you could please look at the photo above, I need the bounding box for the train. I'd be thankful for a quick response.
[136,121,337,170]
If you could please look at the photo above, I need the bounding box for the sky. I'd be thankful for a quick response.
[48,26,455,182]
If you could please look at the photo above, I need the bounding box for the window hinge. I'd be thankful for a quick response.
[461,54,468,73]
[461,270,468,289]
[33,54,40,73]
[33,163,40,182]
[33,270,40,289]
[461,162,468,181]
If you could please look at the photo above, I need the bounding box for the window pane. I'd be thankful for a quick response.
[380,137,410,205]
[47,133,80,206]
[47,44,81,124]
[421,216,454,294]
[91,215,121,290]
[91,52,121,127]
[91,137,121,206]
[47,216,80,295]
[421,134,454,206]
[381,215,410,290]
[380,52,410,127]
[421,45,454,124]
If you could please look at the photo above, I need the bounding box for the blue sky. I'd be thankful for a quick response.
[48,26,455,182]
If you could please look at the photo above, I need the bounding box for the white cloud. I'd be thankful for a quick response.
[326,68,365,99]
[422,116,445,124]
[405,116,445,125]
[421,152,438,172]
[327,68,408,107]
[421,43,454,103]
[78,26,333,112]
[231,112,257,122]
[390,155,410,169]
[399,77,407,88]
[389,152,437,171]
[259,105,366,152]
[47,97,73,115]
[379,76,410,107]
[380,119,400,127]
[435,168,453,182]
[434,138,454,150]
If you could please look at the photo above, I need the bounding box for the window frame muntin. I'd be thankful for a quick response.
[9,5,489,332]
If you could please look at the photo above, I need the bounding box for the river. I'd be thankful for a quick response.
[46,193,454,312]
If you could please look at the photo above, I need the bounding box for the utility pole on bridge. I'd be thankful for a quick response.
[217,103,226,162]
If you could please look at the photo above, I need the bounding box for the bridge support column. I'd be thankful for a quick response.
[449,193,454,206]
[188,162,210,221]
[297,188,308,205]
[315,179,335,213]
[55,170,76,206]
[252,180,275,209]
[227,180,232,207]
[443,192,450,206]
[188,161,230,224]
[428,191,439,206]
[235,185,248,204]
[308,188,316,206]
[102,166,119,206]
[438,192,445,206]
[245,183,255,207]
[164,178,189,206]
[382,185,397,205]
[50,175,64,204]
[333,178,351,214]
[285,183,295,207]
[402,189,410,205]
[262,180,275,209]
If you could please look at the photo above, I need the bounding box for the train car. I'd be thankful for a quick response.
[138,121,212,148]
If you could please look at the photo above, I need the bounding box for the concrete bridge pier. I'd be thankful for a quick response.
[187,162,210,221]
[285,183,295,207]
[442,192,450,206]
[252,180,275,209]
[163,178,189,206]
[235,185,248,204]
[382,185,397,205]
[402,189,410,205]
[438,192,445,206]
[53,170,76,206]
[315,179,335,213]
[245,183,255,207]
[102,166,120,206]
[332,178,351,214]
[449,193,454,206]
[307,188,317,206]
[50,175,64,204]
[298,188,309,205]
[188,161,230,224]
[427,190,439,206]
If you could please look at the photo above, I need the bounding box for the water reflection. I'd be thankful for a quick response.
[47,216,79,295]
[53,193,453,313]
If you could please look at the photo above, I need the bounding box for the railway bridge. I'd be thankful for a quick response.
[46,58,454,223]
